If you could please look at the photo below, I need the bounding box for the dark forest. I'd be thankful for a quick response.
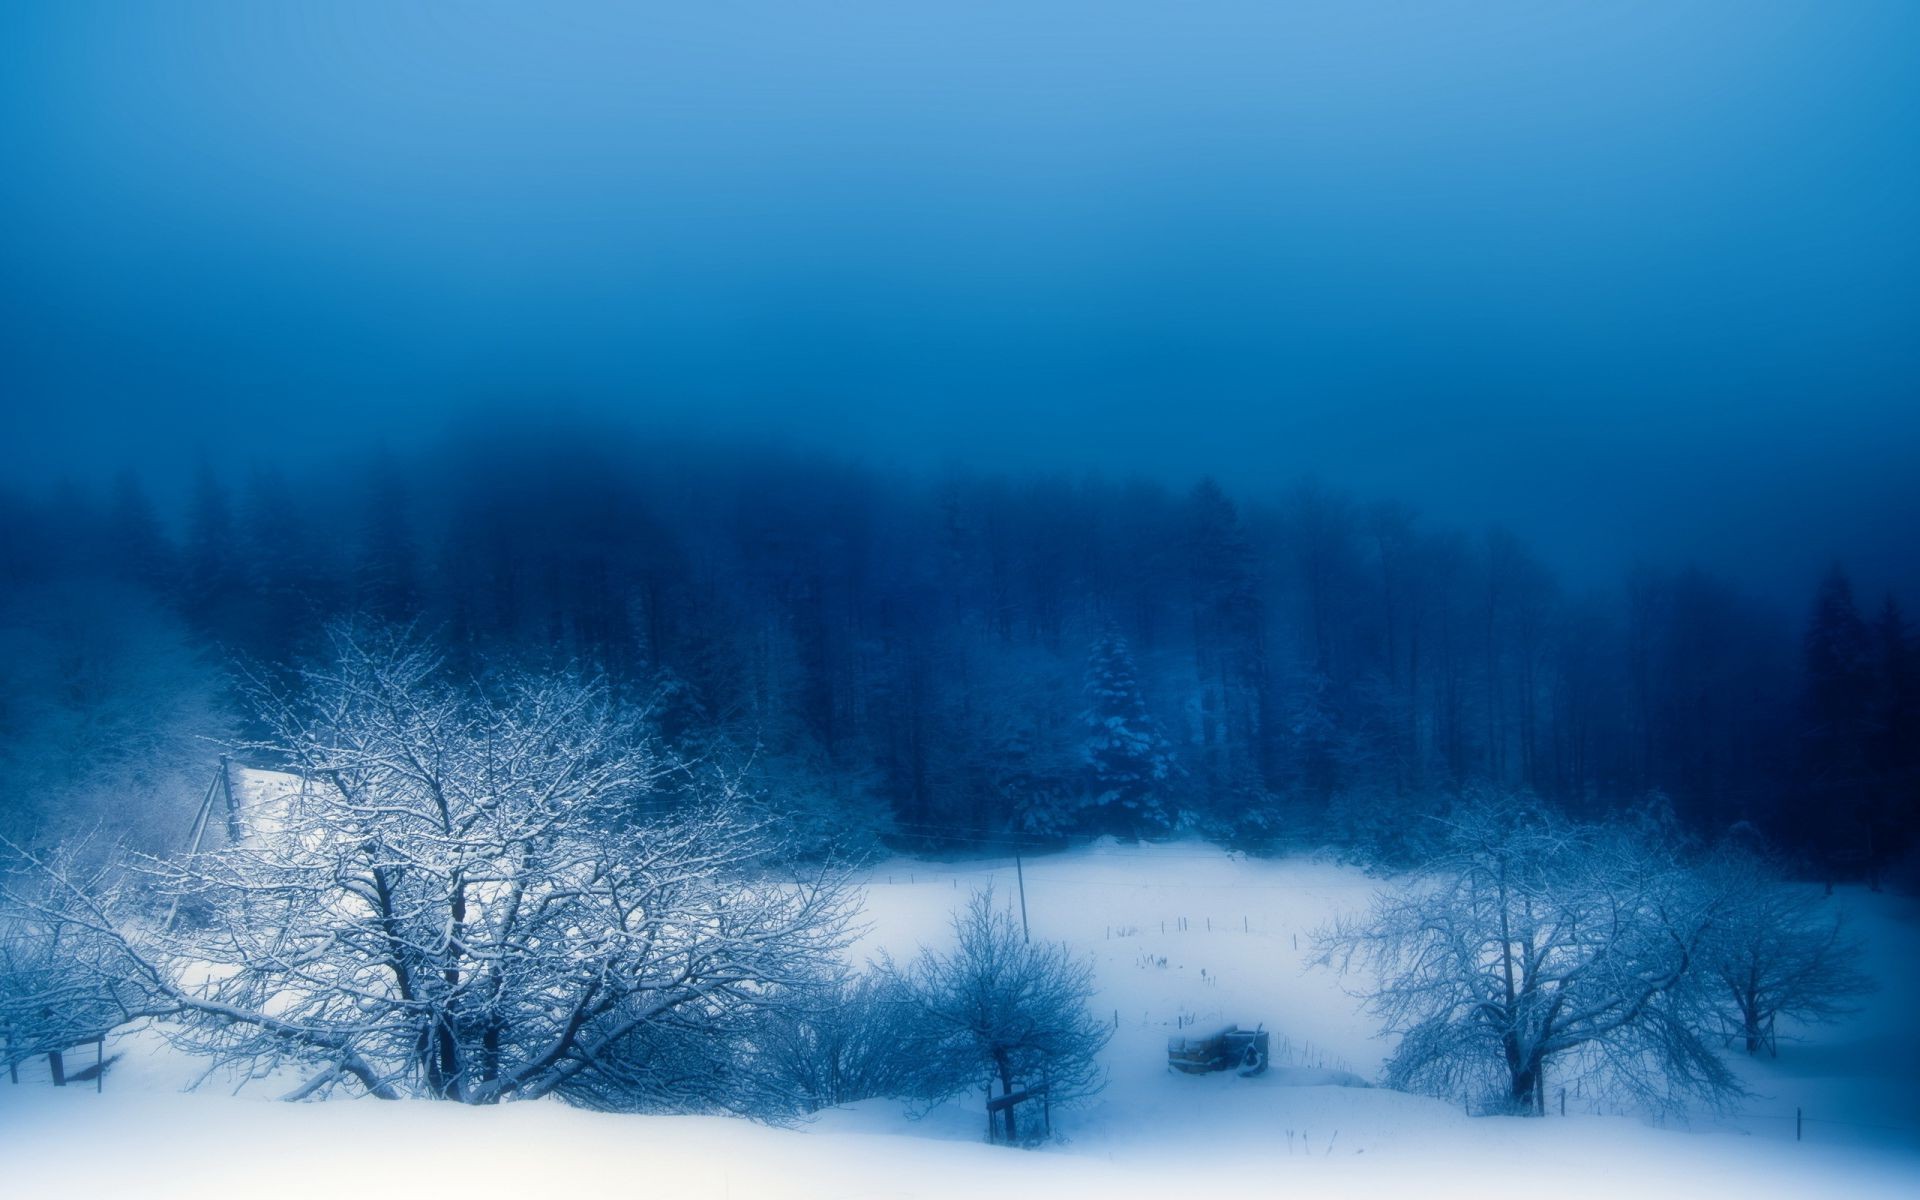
[4,419,1912,879]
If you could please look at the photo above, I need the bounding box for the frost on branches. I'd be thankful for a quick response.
[3,626,857,1110]
[896,888,1110,1142]
[1315,795,1738,1115]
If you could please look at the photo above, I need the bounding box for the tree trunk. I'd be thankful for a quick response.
[1508,1057,1542,1114]
[996,1059,1017,1142]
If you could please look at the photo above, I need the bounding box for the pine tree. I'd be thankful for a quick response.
[1078,628,1176,839]
[1868,596,1919,879]
[107,470,175,592]
[241,466,330,670]
[181,460,240,635]
[1797,566,1876,878]
[356,455,420,623]
[1185,479,1268,813]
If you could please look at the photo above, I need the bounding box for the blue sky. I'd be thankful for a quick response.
[2,2,1915,600]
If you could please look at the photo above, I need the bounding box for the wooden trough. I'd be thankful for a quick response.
[1167,1024,1269,1077]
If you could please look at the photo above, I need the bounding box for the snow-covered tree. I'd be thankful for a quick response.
[0,837,175,1078]
[4,625,857,1109]
[897,888,1110,1141]
[1073,629,1176,839]
[1698,846,1872,1055]
[1316,795,1737,1114]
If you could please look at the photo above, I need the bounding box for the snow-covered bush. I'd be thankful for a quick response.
[751,968,924,1115]
[894,888,1110,1142]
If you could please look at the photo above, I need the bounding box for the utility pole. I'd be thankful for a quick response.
[1014,852,1030,943]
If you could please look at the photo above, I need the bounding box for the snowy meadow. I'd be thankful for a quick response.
[5,839,1917,1199]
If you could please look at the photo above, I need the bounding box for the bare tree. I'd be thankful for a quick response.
[751,967,923,1115]
[4,625,858,1109]
[898,888,1110,1142]
[1316,796,1738,1114]
[0,837,173,1079]
[1698,845,1873,1055]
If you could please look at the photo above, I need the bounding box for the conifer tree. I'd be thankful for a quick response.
[1079,628,1176,838]
[1797,567,1876,876]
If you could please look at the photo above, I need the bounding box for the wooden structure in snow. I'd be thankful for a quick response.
[1167,1024,1270,1076]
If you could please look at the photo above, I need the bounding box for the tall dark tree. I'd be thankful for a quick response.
[1185,479,1268,815]
[1868,596,1919,877]
[356,455,419,623]
[1073,628,1176,838]
[107,470,175,592]
[1796,567,1878,877]
[181,459,241,635]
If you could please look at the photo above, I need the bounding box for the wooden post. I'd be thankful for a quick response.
[219,754,241,843]
[7,1029,16,1084]
[165,768,224,931]
[1559,1087,1565,1117]
[48,1049,65,1088]
[95,1038,103,1094]
[1014,854,1030,944]
[1796,1107,1802,1141]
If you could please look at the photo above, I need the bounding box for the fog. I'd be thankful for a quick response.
[3,1,1916,600]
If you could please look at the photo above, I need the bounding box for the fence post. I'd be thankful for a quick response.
[219,754,241,842]
[1796,1108,1802,1141]
[48,1049,65,1087]
[1559,1088,1565,1117]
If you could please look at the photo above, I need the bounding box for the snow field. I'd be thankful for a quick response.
[4,841,1917,1198]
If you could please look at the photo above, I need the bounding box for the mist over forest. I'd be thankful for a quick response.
[3,417,1912,882]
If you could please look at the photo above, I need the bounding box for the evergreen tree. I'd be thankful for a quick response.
[1077,628,1176,838]
[240,466,330,671]
[1868,597,1919,878]
[1797,567,1876,877]
[356,455,419,622]
[1185,480,1268,814]
[107,470,175,592]
[181,459,240,635]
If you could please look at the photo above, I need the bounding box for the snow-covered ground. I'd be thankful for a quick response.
[5,842,1917,1198]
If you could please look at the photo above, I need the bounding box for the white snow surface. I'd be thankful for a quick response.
[5,841,1917,1198]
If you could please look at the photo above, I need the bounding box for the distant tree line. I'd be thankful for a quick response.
[1,419,1914,879]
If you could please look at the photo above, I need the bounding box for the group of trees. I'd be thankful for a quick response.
[0,626,1109,1133]
[3,626,860,1109]
[1316,794,1873,1115]
[2,423,1912,874]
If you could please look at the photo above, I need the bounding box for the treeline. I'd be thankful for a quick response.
[1,419,1914,876]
